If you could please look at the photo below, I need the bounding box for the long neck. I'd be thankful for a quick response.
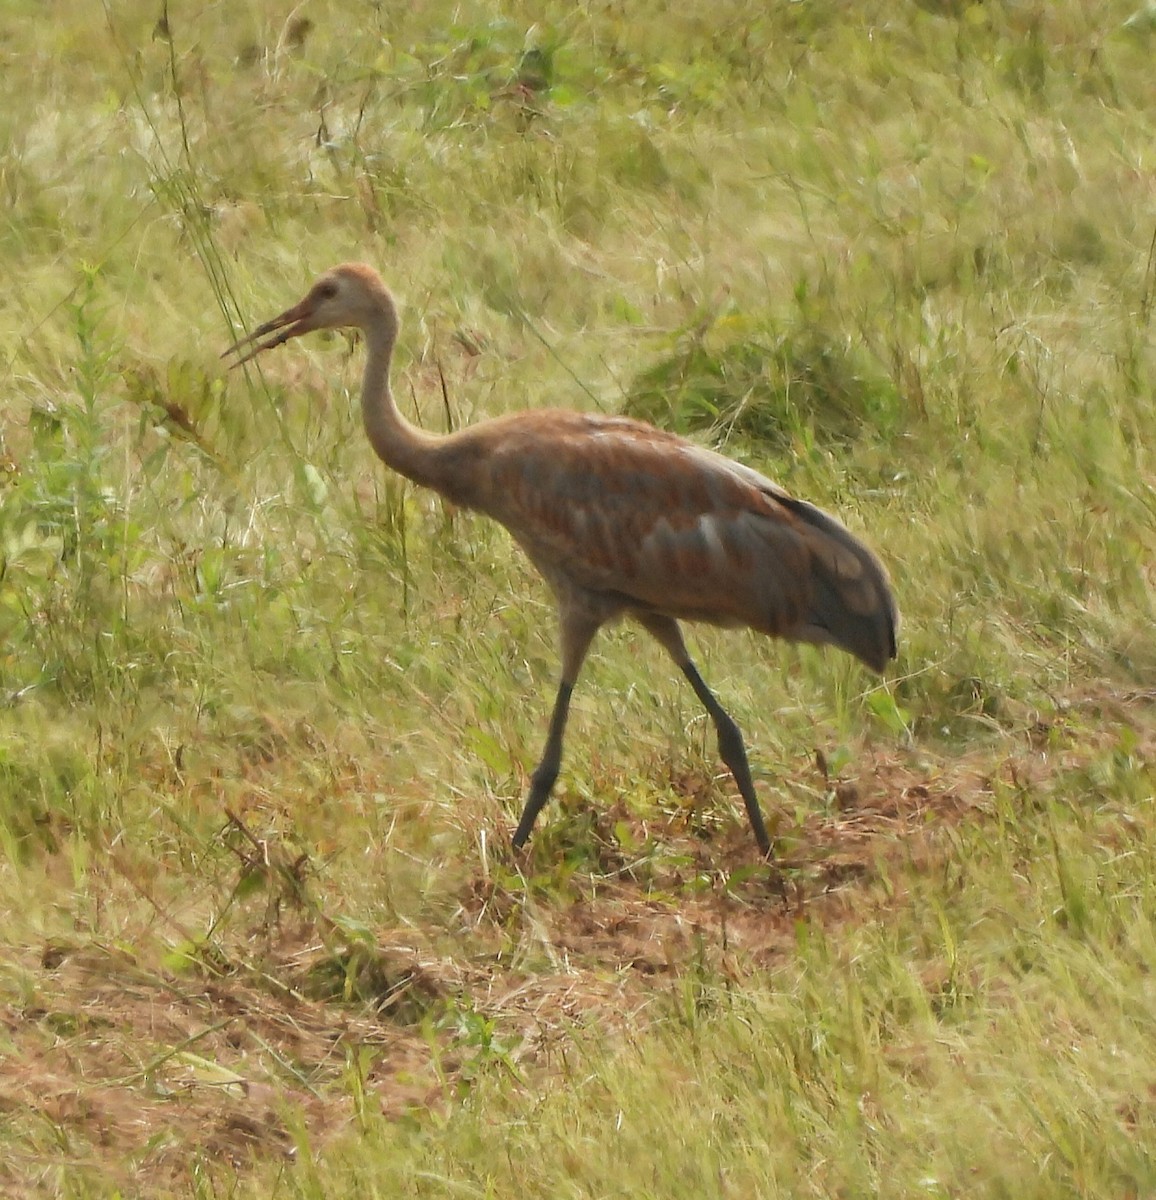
[360,307,447,490]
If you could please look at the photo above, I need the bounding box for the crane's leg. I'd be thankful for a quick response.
[512,609,601,849]
[637,614,773,858]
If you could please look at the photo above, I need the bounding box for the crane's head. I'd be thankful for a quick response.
[222,263,397,367]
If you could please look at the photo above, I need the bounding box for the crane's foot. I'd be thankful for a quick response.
[766,859,790,904]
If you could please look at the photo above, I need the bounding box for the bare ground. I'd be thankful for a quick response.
[1,688,1149,1196]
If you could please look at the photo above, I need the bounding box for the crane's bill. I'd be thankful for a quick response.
[221,298,315,368]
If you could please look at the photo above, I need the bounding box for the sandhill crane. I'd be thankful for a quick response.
[223,264,898,857]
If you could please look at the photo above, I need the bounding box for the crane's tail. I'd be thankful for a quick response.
[780,496,899,673]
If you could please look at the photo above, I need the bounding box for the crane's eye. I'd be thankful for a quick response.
[315,280,338,301]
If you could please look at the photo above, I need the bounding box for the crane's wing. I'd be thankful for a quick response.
[478,414,897,672]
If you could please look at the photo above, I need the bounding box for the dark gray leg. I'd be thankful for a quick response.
[513,680,573,848]
[679,659,772,856]
[638,614,773,858]
[512,608,600,849]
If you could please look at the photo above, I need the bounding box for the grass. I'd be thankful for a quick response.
[1,0,1156,1194]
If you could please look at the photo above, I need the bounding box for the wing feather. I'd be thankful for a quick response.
[471,411,897,669]
[481,415,799,616]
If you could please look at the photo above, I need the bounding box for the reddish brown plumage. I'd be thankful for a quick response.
[224,264,899,857]
[439,408,896,671]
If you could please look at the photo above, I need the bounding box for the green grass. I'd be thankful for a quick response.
[2,0,1156,1195]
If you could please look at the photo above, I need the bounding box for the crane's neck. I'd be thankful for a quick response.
[359,305,446,491]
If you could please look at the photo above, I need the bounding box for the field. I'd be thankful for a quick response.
[2,1,1156,1195]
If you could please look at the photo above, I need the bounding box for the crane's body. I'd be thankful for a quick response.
[224,264,899,857]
